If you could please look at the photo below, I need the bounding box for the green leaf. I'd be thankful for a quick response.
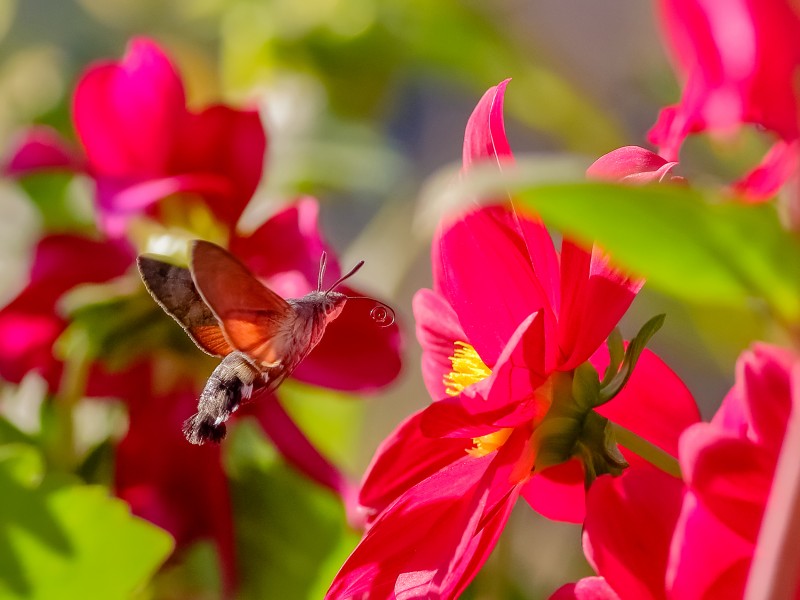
[0,446,173,599]
[226,421,357,600]
[278,380,364,469]
[599,314,665,404]
[501,180,800,324]
[601,327,625,387]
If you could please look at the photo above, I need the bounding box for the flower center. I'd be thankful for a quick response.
[443,341,512,457]
[467,428,513,458]
[443,341,491,397]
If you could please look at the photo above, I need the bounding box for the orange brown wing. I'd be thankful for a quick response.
[190,240,295,367]
[137,254,234,357]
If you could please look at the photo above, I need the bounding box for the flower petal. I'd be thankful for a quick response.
[584,468,684,600]
[731,140,800,202]
[522,459,586,523]
[358,410,472,517]
[3,126,85,176]
[558,242,642,370]
[413,288,467,399]
[586,146,678,184]
[595,348,700,458]
[232,197,341,287]
[326,454,495,600]
[74,37,185,177]
[434,205,552,366]
[462,79,513,171]
[550,577,621,600]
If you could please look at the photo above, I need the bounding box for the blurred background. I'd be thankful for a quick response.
[0,0,773,598]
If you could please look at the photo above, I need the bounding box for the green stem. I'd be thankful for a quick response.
[52,336,90,472]
[609,422,682,479]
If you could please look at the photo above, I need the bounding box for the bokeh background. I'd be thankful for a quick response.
[0,0,773,597]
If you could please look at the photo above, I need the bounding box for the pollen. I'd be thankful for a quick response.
[443,341,492,397]
[467,428,513,458]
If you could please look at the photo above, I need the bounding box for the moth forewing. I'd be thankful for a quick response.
[137,254,232,357]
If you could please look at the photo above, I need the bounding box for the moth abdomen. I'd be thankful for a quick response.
[183,351,261,445]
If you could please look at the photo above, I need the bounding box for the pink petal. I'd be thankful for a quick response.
[557,242,642,370]
[462,79,513,172]
[174,105,266,227]
[732,140,800,202]
[550,578,621,600]
[434,205,553,366]
[413,288,467,400]
[679,425,771,542]
[326,454,495,600]
[522,459,587,523]
[596,348,700,459]
[232,198,341,287]
[358,410,472,517]
[584,468,684,600]
[586,146,678,184]
[74,37,185,177]
[666,492,751,600]
[0,234,133,389]
[744,360,800,599]
[95,173,232,237]
[3,126,85,175]
[736,343,796,453]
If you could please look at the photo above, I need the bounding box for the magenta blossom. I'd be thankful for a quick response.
[325,82,699,599]
[5,37,266,235]
[587,146,683,185]
[554,344,800,600]
[649,0,800,201]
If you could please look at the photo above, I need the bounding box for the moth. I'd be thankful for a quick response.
[137,240,393,445]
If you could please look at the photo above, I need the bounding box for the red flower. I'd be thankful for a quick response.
[554,344,800,600]
[0,234,133,390]
[326,82,699,599]
[587,146,683,185]
[649,0,800,200]
[5,37,266,235]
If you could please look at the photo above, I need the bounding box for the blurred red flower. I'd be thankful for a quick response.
[649,0,800,201]
[5,37,266,235]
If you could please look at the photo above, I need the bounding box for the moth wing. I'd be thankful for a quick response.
[190,240,295,367]
[137,254,233,357]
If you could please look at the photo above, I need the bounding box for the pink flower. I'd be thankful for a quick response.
[587,146,683,185]
[554,344,800,600]
[0,234,134,390]
[325,82,699,599]
[649,0,800,200]
[4,37,266,235]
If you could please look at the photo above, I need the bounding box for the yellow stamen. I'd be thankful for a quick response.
[443,341,491,397]
[467,428,513,458]
[442,341,512,457]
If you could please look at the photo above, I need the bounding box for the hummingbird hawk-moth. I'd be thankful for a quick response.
[137,240,394,445]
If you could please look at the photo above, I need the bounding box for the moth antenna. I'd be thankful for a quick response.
[344,296,397,327]
[325,260,365,294]
[317,251,328,292]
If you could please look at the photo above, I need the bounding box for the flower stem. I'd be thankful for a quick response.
[52,336,90,472]
[608,422,682,479]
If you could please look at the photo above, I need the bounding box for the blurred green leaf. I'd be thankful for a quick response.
[225,421,358,600]
[18,174,93,233]
[0,445,173,599]
[279,380,364,469]
[502,180,800,325]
